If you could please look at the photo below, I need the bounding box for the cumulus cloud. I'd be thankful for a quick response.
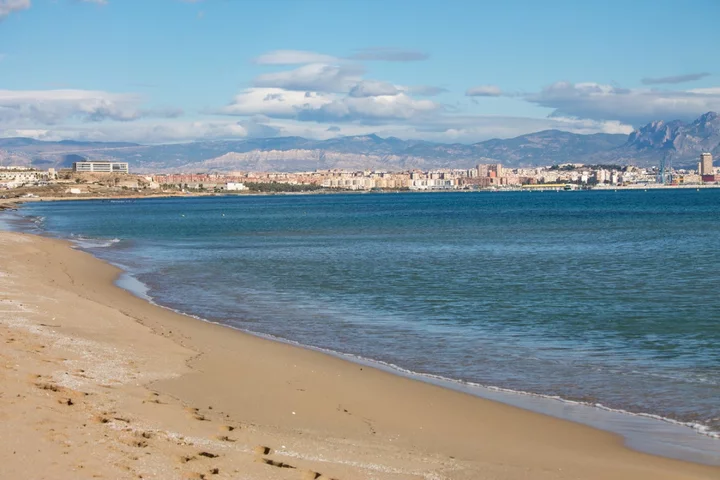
[0,111,638,145]
[524,81,720,125]
[466,85,502,97]
[219,88,333,118]
[254,50,339,65]
[641,73,711,85]
[296,93,440,123]
[0,89,180,126]
[348,80,400,98]
[0,0,30,20]
[0,120,251,144]
[253,63,364,93]
[218,85,440,125]
[348,47,429,62]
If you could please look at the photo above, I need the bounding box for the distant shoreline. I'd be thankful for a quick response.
[2,182,720,211]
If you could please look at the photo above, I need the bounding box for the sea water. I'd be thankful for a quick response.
[7,190,720,463]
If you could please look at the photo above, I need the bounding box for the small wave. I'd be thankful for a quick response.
[70,234,122,249]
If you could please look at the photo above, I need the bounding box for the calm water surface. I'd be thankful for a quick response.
[9,190,720,460]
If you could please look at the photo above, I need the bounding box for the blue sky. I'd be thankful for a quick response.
[1,0,719,143]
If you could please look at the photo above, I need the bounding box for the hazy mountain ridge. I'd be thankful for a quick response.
[1,112,718,172]
[618,112,720,167]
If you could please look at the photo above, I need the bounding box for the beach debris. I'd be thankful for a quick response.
[198,452,218,459]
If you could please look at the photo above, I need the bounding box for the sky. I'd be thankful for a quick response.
[1,0,719,144]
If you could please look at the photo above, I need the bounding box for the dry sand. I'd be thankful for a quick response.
[1,230,719,480]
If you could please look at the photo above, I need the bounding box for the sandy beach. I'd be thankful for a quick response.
[1,230,718,480]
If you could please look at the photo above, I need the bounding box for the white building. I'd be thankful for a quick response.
[225,182,248,191]
[73,161,129,174]
[0,169,53,188]
[408,177,455,190]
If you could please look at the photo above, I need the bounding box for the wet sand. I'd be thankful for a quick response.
[1,230,718,479]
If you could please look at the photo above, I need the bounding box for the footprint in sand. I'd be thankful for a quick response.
[185,406,210,421]
[255,458,294,469]
[253,445,271,456]
[197,452,218,459]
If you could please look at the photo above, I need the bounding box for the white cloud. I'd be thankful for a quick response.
[219,86,439,124]
[0,0,30,20]
[466,85,502,97]
[0,89,179,126]
[689,87,720,95]
[254,50,339,65]
[297,93,440,123]
[219,88,333,118]
[525,81,720,125]
[348,80,400,98]
[80,0,108,4]
[0,112,637,145]
[253,63,363,93]
[0,120,249,144]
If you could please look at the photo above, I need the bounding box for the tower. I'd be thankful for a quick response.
[700,153,713,175]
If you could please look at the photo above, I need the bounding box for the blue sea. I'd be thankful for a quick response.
[4,190,720,464]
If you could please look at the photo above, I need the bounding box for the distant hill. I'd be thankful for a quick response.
[1,112,718,172]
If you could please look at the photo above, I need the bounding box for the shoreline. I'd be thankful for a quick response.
[6,194,720,458]
[1,223,719,477]
[114,270,720,466]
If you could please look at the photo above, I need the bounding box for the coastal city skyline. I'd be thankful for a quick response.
[2,0,720,144]
[1,152,717,194]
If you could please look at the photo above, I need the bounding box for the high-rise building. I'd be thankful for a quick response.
[699,153,713,175]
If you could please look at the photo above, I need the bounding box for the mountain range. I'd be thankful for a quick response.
[1,112,718,173]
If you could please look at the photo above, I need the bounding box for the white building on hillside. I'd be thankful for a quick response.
[73,161,129,174]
